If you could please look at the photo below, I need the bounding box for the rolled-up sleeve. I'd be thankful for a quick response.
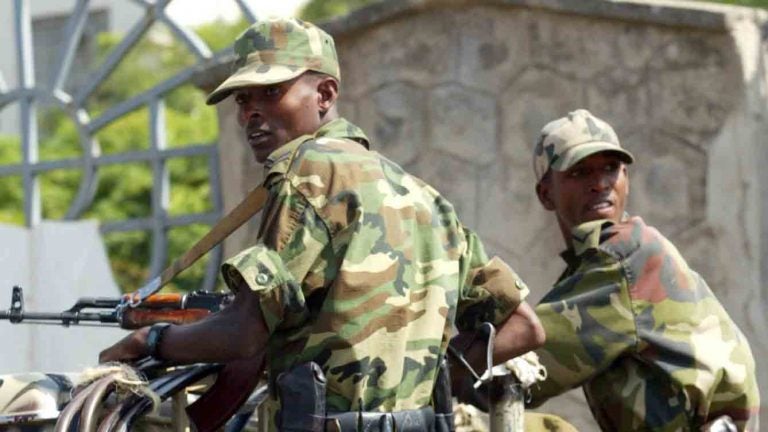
[220,179,333,335]
[221,245,307,334]
[455,228,529,331]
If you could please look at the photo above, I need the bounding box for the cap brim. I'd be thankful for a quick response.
[553,141,635,171]
[206,64,309,105]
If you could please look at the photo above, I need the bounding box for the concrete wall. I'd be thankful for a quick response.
[0,221,125,374]
[203,0,768,428]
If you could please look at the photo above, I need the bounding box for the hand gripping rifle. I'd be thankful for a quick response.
[0,186,270,431]
[0,187,269,331]
[0,285,231,329]
[0,286,263,432]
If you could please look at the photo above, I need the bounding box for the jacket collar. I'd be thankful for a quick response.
[262,118,370,182]
[560,219,614,264]
[559,212,632,263]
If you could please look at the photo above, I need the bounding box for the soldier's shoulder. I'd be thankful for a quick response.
[286,137,376,180]
[280,137,390,226]
[601,216,698,294]
[600,216,669,258]
[294,136,369,161]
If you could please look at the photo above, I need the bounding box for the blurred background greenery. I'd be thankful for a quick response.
[0,19,244,293]
[0,0,764,293]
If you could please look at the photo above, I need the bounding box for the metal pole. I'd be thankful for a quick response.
[489,373,525,432]
[171,390,189,432]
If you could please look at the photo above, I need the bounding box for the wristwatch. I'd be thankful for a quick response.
[146,322,172,360]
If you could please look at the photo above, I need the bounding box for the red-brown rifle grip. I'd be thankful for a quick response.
[121,293,183,309]
[120,308,211,329]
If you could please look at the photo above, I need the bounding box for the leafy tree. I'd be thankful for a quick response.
[0,136,22,225]
[196,17,249,52]
[0,18,250,293]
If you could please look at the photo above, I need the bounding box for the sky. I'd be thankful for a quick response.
[166,0,309,26]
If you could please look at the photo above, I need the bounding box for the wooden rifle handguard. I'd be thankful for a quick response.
[120,308,211,329]
[122,293,184,309]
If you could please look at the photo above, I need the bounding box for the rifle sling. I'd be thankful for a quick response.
[130,186,269,306]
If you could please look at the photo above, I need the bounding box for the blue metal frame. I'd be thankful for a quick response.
[0,0,258,291]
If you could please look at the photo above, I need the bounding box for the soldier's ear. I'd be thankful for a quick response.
[536,179,555,211]
[316,76,338,116]
[623,165,630,197]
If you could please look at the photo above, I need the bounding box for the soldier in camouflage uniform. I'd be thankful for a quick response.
[100,17,545,430]
[528,109,760,431]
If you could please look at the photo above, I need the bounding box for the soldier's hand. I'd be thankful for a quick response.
[448,327,499,412]
[450,359,490,412]
[99,327,150,363]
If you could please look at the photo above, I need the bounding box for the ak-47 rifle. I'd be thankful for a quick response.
[0,285,231,329]
[0,187,270,431]
[0,285,263,432]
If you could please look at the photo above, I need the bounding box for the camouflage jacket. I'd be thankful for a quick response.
[221,118,529,414]
[529,217,760,431]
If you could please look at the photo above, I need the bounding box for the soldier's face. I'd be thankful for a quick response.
[537,152,629,238]
[234,74,327,163]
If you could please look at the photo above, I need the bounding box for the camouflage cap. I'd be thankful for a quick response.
[532,109,634,183]
[206,17,340,105]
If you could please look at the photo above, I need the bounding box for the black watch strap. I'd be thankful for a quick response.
[146,322,172,360]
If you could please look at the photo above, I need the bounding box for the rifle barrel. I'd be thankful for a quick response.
[0,309,116,326]
[73,297,122,309]
[0,288,230,328]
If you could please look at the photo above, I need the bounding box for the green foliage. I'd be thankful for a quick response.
[80,26,233,292]
[0,135,22,225]
[0,174,23,225]
[90,30,196,115]
[195,17,250,52]
[0,18,249,293]
[299,0,380,21]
